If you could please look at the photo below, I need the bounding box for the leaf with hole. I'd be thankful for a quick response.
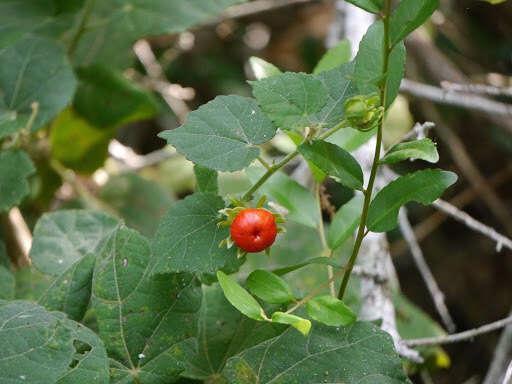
[246,270,295,304]
[367,169,457,232]
[159,95,275,171]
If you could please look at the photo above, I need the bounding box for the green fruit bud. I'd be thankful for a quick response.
[344,94,383,132]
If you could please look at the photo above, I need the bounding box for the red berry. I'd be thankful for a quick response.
[230,208,277,253]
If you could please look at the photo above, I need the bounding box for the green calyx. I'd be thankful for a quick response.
[344,94,383,132]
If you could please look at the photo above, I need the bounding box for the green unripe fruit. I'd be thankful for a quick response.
[344,94,383,132]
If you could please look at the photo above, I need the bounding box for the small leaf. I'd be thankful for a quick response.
[159,95,276,171]
[313,39,351,74]
[354,21,406,108]
[306,295,357,327]
[380,138,439,165]
[217,271,266,321]
[249,57,282,80]
[0,149,35,212]
[0,36,77,132]
[344,0,383,13]
[194,165,218,194]
[367,169,457,232]
[250,72,329,129]
[327,194,364,249]
[390,0,440,45]
[298,140,364,190]
[247,167,320,228]
[271,312,311,337]
[151,193,238,274]
[246,270,295,304]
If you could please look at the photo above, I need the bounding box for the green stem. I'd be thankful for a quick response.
[242,120,348,201]
[315,182,335,296]
[337,0,392,300]
[68,0,97,55]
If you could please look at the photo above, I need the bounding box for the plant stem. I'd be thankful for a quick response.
[242,120,348,201]
[68,0,97,55]
[257,156,272,170]
[337,0,392,300]
[315,182,335,296]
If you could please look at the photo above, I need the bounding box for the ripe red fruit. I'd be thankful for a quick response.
[230,208,277,253]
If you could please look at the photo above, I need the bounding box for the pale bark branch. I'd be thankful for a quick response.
[441,81,512,98]
[483,309,512,384]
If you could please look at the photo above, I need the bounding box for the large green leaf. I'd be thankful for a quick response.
[354,21,406,108]
[50,108,115,174]
[313,39,351,74]
[222,321,412,383]
[247,167,320,228]
[74,65,158,128]
[380,138,439,165]
[73,0,246,67]
[313,61,362,129]
[0,149,35,212]
[93,228,201,384]
[160,95,275,172]
[0,300,110,384]
[30,210,120,320]
[98,173,175,237]
[298,140,364,190]
[184,284,285,382]
[217,271,265,321]
[151,193,237,274]
[327,194,364,250]
[345,0,383,13]
[0,36,77,132]
[390,0,439,45]
[367,169,457,232]
[250,72,329,129]
[0,265,15,300]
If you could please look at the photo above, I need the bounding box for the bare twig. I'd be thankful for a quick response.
[403,315,512,347]
[108,140,177,171]
[1,208,32,267]
[400,79,512,118]
[483,309,512,384]
[503,360,512,384]
[432,199,512,252]
[398,209,456,333]
[441,81,512,98]
[133,39,190,123]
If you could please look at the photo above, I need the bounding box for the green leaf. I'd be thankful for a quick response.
[327,194,364,249]
[93,228,201,383]
[184,284,285,382]
[345,0,383,13]
[298,140,364,190]
[50,108,114,174]
[272,257,345,276]
[0,36,77,132]
[0,149,35,212]
[246,270,295,304]
[250,72,329,129]
[247,167,320,228]
[380,138,439,165]
[0,265,15,300]
[390,0,439,45]
[217,271,266,321]
[326,126,376,152]
[313,61,361,129]
[73,0,247,68]
[151,193,237,274]
[74,65,158,128]
[249,57,282,80]
[0,301,73,383]
[367,169,457,232]
[354,21,406,108]
[306,295,357,327]
[98,173,175,237]
[222,321,412,383]
[194,165,219,194]
[159,95,275,172]
[271,312,311,337]
[30,210,120,319]
[313,39,351,74]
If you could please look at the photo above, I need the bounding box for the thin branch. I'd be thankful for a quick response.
[441,81,512,98]
[483,309,512,384]
[108,140,177,171]
[400,79,512,118]
[403,315,512,347]
[503,359,512,384]
[432,199,512,252]
[398,209,456,333]
[1,208,32,267]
